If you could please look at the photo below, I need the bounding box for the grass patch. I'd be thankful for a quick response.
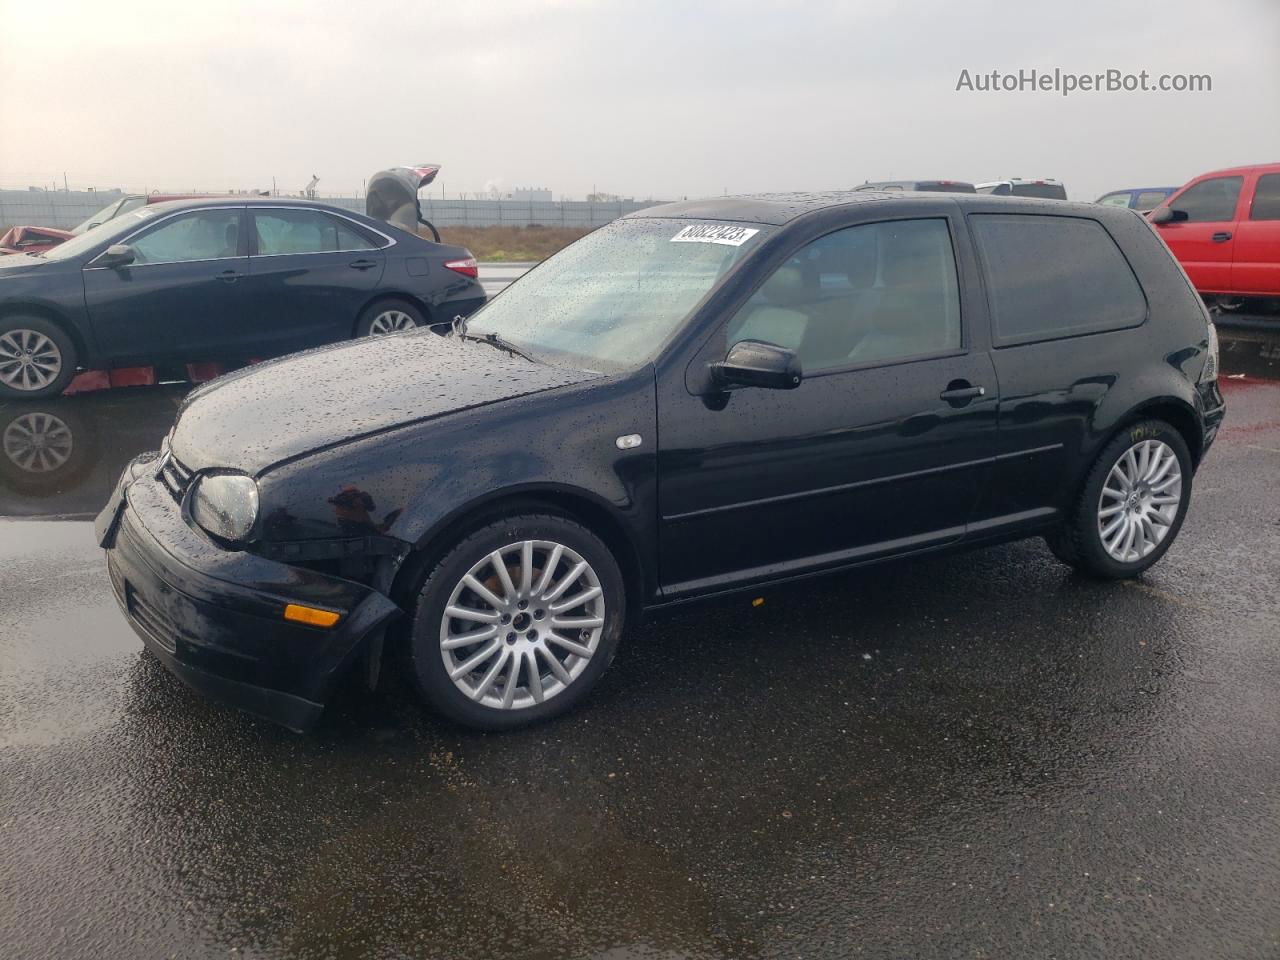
[433,225,594,262]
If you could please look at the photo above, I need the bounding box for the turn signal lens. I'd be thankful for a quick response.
[283,604,341,628]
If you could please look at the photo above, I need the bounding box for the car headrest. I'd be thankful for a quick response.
[760,266,811,307]
[879,224,951,288]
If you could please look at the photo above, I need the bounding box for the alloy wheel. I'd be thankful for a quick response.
[1097,439,1182,563]
[439,540,606,710]
[0,329,63,392]
[2,411,74,473]
[367,310,417,335]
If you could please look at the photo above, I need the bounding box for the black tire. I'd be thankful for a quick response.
[407,512,626,730]
[0,315,78,400]
[355,299,426,338]
[1046,419,1193,579]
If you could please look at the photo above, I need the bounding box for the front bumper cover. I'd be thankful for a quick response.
[97,456,401,731]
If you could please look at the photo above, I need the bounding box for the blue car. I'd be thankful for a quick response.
[1096,187,1179,213]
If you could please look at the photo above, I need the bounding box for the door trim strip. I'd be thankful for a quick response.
[661,442,1063,522]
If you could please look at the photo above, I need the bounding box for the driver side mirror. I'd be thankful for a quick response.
[1149,206,1188,225]
[711,339,802,390]
[97,243,136,268]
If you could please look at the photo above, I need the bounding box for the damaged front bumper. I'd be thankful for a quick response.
[96,456,402,732]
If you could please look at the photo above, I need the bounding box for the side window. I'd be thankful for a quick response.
[970,214,1146,345]
[1134,190,1172,211]
[128,209,242,265]
[728,218,961,373]
[1098,192,1133,207]
[253,209,377,255]
[1249,174,1280,221]
[1170,176,1243,223]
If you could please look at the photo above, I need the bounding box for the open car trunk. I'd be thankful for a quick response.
[366,165,441,241]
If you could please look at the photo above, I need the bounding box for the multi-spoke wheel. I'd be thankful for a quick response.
[356,299,425,337]
[0,317,77,399]
[1097,439,1182,563]
[2,411,74,473]
[1047,420,1193,579]
[409,513,625,729]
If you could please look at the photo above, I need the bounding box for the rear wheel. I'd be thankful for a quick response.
[0,316,77,399]
[356,299,425,337]
[407,513,625,730]
[1047,419,1192,579]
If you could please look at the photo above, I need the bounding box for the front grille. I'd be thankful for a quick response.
[126,584,178,653]
[159,453,195,504]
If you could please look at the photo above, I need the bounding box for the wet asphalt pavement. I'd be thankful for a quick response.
[1,346,1279,959]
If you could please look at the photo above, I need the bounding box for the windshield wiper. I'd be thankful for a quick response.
[462,331,537,363]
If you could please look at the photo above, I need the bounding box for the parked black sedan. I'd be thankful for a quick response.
[0,197,485,398]
[97,191,1224,732]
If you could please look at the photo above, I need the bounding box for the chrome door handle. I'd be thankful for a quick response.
[939,385,985,402]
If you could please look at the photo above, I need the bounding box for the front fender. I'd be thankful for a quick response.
[254,367,659,587]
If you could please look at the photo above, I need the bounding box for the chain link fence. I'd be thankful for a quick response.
[1,190,663,231]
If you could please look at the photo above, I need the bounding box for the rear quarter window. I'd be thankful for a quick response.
[970,214,1148,346]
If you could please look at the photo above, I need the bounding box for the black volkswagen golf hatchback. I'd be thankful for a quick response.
[97,191,1226,731]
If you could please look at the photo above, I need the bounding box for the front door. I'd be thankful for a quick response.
[83,206,248,364]
[657,215,999,599]
[245,208,386,354]
[1154,174,1244,294]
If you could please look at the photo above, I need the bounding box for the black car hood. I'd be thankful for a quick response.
[0,254,54,275]
[170,331,599,476]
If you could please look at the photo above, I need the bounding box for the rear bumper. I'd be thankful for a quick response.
[439,291,487,320]
[1198,380,1226,459]
[98,458,400,731]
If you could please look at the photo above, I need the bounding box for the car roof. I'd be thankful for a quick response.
[135,195,363,217]
[1188,161,1280,177]
[624,190,1119,226]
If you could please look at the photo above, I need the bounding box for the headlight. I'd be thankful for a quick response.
[191,474,260,542]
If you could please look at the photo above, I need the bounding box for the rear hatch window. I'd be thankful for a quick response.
[1011,183,1068,200]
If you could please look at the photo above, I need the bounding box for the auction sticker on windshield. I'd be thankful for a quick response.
[670,224,760,246]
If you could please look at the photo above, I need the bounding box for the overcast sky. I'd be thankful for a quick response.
[2,0,1277,202]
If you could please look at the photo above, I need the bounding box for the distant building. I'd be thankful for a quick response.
[509,187,553,201]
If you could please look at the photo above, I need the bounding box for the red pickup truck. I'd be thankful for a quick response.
[1150,162,1280,316]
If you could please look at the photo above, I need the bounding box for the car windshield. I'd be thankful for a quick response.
[465,217,769,372]
[71,196,148,234]
[38,206,165,261]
